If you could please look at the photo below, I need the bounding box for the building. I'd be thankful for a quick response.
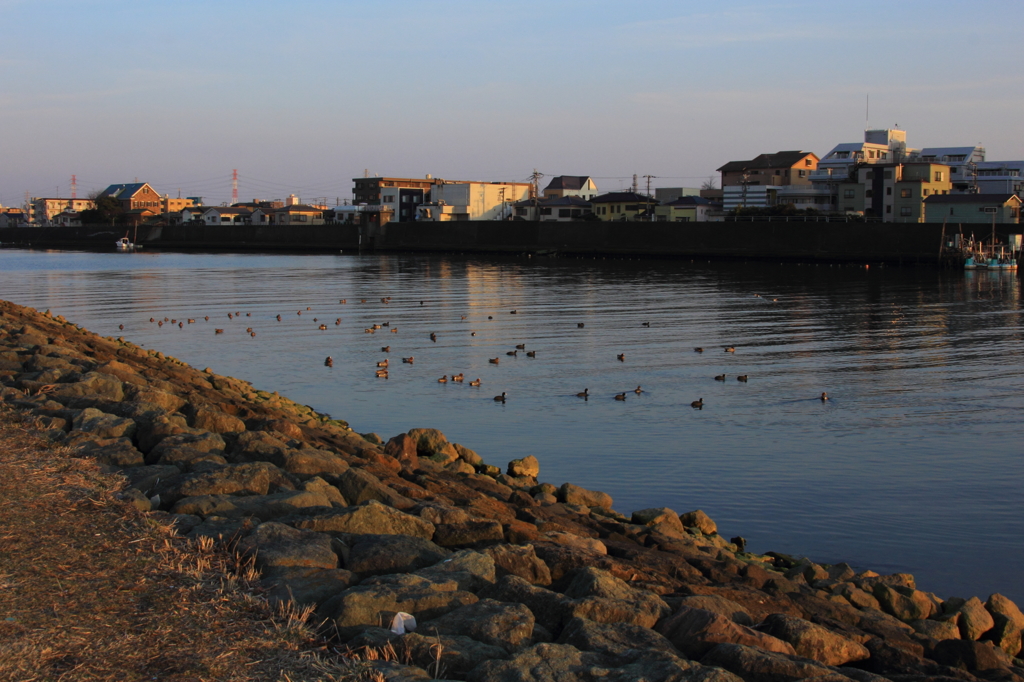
[352,176,434,223]
[916,146,986,193]
[512,196,593,221]
[589,192,658,221]
[654,188,701,204]
[161,196,196,214]
[200,207,252,226]
[27,197,95,225]
[52,211,84,227]
[97,183,163,213]
[970,161,1024,196]
[0,211,26,228]
[653,196,715,222]
[417,180,531,221]
[924,194,1021,224]
[274,204,325,225]
[839,162,952,222]
[718,151,819,189]
[542,176,599,200]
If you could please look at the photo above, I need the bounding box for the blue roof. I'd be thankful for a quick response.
[99,183,148,199]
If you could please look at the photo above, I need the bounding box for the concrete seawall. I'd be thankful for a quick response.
[3,219,1012,264]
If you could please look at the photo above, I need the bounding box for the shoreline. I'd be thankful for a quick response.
[2,298,1022,681]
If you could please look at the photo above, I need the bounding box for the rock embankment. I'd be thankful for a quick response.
[1,299,1022,682]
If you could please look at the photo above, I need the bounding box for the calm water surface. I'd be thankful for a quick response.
[1,247,1021,603]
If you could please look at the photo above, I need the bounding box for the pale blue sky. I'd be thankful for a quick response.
[1,1,1020,206]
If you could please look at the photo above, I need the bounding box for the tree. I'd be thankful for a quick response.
[80,193,122,226]
[700,176,718,191]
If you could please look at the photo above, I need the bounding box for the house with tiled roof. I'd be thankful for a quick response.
[273,204,325,225]
[589,192,657,221]
[717,151,819,188]
[201,207,252,226]
[512,196,593,221]
[97,183,163,213]
[542,176,599,200]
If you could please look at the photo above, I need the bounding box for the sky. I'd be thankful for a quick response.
[1,0,1021,207]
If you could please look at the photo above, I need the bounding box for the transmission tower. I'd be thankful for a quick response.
[231,169,239,206]
[71,175,77,200]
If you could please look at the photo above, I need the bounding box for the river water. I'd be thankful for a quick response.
[1,247,1021,604]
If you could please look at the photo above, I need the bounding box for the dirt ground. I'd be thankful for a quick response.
[0,405,367,682]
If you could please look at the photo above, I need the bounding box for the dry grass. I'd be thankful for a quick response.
[0,404,394,682]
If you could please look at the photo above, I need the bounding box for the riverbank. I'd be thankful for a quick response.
[2,298,1023,682]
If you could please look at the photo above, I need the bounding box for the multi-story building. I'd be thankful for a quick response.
[28,197,95,225]
[654,196,715,222]
[417,180,531,221]
[161,196,196,214]
[838,162,952,222]
[352,176,433,223]
[542,176,599,200]
[970,161,1024,196]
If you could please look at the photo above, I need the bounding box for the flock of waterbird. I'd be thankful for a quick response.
[132,294,829,409]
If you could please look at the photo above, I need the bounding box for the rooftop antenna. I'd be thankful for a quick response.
[231,169,238,205]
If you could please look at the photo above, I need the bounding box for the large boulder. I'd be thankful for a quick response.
[558,483,612,509]
[931,639,1011,672]
[480,575,573,636]
[556,617,680,666]
[279,448,350,477]
[679,510,717,535]
[485,544,552,586]
[507,456,539,479]
[72,407,137,440]
[871,584,938,621]
[656,606,796,659]
[318,573,478,632]
[288,500,435,539]
[190,406,246,434]
[342,534,450,577]
[423,599,535,653]
[75,437,145,467]
[631,507,686,538]
[985,593,1024,656]
[261,566,356,608]
[757,614,870,666]
[699,643,836,682]
[433,519,505,547]
[49,371,124,403]
[171,489,333,520]
[414,550,497,593]
[677,596,754,626]
[154,462,274,504]
[383,433,419,469]
[335,468,412,509]
[563,568,670,629]
[235,521,338,571]
[953,596,996,641]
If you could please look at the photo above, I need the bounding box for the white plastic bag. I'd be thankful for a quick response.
[390,611,417,635]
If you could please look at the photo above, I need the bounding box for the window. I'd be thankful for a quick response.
[844,189,855,198]
[865,171,874,180]
[539,207,551,216]
[900,189,911,198]
[934,171,944,181]
[836,151,850,159]
[880,152,888,160]
[886,205,892,214]
[923,189,930,196]
[774,170,781,175]
[558,209,571,218]
[900,207,912,216]
[844,206,855,212]
[886,187,892,196]
[798,170,806,178]
[866,190,873,198]
[805,158,813,166]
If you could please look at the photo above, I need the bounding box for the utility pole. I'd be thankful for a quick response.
[530,169,543,220]
[740,169,750,210]
[643,175,656,220]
